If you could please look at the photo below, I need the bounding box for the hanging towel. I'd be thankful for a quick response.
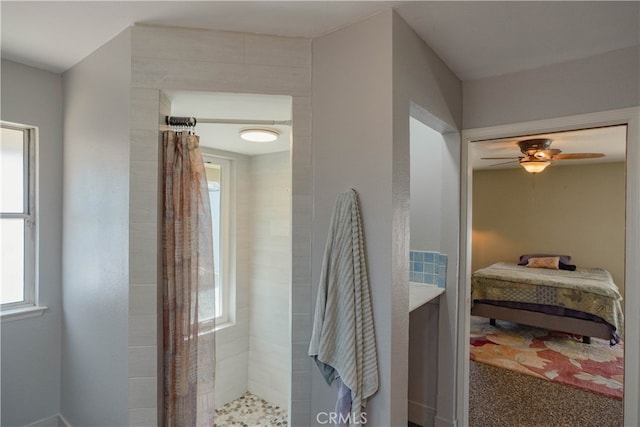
[309,189,379,426]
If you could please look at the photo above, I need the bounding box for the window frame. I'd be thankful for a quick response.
[1,121,44,322]
[202,153,234,329]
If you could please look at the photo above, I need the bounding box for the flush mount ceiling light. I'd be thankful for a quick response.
[239,128,280,143]
[519,158,551,174]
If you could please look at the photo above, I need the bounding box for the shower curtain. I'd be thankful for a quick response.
[162,130,216,426]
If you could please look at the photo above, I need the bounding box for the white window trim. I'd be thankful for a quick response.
[202,153,234,329]
[1,122,46,322]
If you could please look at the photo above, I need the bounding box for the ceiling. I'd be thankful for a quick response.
[1,2,637,157]
[1,1,638,80]
[470,125,627,171]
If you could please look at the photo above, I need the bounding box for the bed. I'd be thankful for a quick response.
[471,262,624,345]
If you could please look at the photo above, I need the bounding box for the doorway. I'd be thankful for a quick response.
[457,107,640,427]
[163,90,293,424]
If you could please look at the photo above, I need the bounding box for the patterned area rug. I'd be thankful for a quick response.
[214,392,288,426]
[470,319,624,399]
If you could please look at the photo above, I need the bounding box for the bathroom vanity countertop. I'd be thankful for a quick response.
[409,282,445,312]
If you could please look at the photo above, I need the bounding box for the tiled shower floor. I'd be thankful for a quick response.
[214,392,288,426]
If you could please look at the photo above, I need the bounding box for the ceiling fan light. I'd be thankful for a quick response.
[520,160,550,174]
[239,128,280,142]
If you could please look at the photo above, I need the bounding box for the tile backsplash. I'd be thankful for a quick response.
[410,250,447,288]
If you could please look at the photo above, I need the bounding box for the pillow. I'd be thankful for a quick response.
[518,253,571,266]
[559,261,577,271]
[526,256,560,270]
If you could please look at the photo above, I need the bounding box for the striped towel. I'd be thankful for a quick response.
[309,189,379,425]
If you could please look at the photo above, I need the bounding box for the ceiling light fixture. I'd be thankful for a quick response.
[520,159,550,174]
[239,128,280,142]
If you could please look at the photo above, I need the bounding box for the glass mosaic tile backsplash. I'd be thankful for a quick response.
[410,250,447,288]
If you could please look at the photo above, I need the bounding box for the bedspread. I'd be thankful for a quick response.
[471,262,624,337]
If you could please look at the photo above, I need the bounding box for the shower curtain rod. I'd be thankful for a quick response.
[166,116,292,127]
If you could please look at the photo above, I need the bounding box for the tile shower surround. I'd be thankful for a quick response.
[128,25,312,426]
[409,250,447,288]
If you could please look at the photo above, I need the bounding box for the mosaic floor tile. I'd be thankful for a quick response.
[214,392,288,426]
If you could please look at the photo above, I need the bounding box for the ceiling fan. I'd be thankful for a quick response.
[481,138,605,173]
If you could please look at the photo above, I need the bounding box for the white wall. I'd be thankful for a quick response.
[312,10,462,426]
[61,29,131,426]
[393,10,462,426]
[199,147,252,409]
[248,151,291,408]
[463,46,640,129]
[311,10,396,425]
[392,11,462,427]
[0,60,63,427]
[409,117,444,252]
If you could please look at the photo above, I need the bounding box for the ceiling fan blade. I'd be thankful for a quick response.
[553,153,605,160]
[489,160,520,167]
[481,156,521,160]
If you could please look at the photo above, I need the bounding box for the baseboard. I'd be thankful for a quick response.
[408,400,436,427]
[58,413,72,427]
[434,414,456,427]
[25,414,70,427]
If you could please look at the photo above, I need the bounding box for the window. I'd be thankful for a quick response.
[1,122,44,321]
[202,155,233,327]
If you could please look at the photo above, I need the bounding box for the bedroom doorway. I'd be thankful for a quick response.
[458,107,640,427]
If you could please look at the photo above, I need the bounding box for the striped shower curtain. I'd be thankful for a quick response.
[162,130,216,426]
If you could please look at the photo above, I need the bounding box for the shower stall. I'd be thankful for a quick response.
[162,90,292,424]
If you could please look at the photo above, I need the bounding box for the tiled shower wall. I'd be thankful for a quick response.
[409,250,448,288]
[249,152,291,408]
[128,25,312,426]
[205,148,252,408]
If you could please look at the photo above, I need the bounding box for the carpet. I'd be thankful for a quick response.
[470,319,624,399]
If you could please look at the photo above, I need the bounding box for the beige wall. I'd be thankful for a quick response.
[472,162,625,297]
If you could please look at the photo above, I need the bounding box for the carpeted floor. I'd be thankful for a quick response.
[408,361,623,427]
[468,316,623,426]
[470,318,624,399]
[469,360,623,426]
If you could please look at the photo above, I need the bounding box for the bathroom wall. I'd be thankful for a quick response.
[312,11,396,425]
[392,11,462,427]
[463,46,640,129]
[61,29,131,426]
[0,60,63,427]
[409,117,443,252]
[249,151,292,408]
[197,148,291,409]
[312,10,462,426]
[407,110,456,425]
[200,147,252,408]
[129,24,312,425]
